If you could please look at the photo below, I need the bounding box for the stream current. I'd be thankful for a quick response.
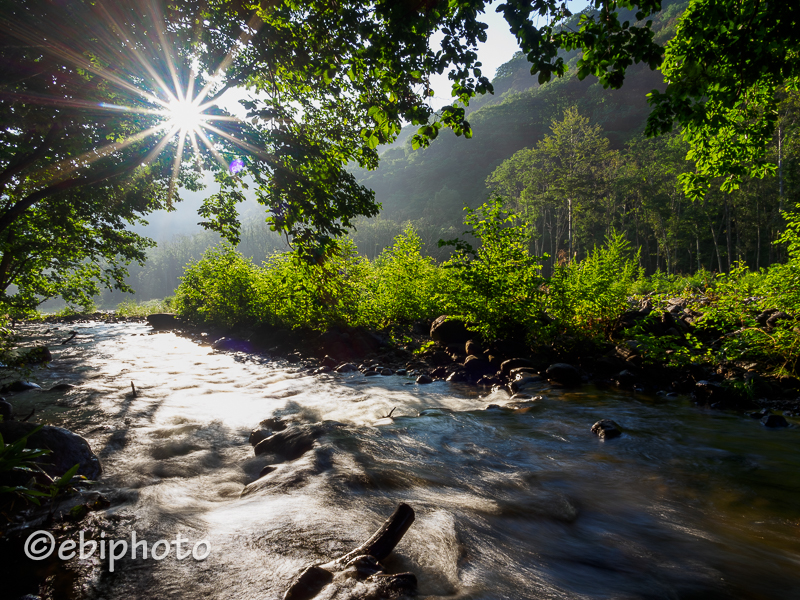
[8,321,800,599]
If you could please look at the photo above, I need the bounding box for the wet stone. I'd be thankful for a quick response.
[253,424,323,460]
[380,368,393,376]
[335,362,358,373]
[416,374,433,384]
[283,565,333,600]
[592,419,622,439]
[762,414,789,428]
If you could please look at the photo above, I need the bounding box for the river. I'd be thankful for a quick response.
[6,321,800,599]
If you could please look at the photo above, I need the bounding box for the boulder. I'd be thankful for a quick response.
[212,337,252,352]
[335,362,358,373]
[0,421,102,479]
[615,370,636,388]
[463,355,494,377]
[766,311,793,329]
[465,339,483,356]
[591,419,622,439]
[2,380,41,393]
[430,316,471,346]
[253,424,325,461]
[415,374,433,384]
[545,363,582,386]
[12,346,52,365]
[762,414,789,428]
[147,313,179,330]
[500,358,535,377]
[510,375,544,394]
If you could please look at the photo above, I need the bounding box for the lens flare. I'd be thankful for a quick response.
[165,99,206,132]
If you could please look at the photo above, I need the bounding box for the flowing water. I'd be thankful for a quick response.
[7,321,800,599]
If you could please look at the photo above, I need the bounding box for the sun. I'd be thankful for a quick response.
[164,98,207,133]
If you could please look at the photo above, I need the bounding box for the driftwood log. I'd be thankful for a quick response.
[283,503,417,600]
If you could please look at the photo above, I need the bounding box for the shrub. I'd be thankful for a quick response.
[548,232,642,339]
[437,199,546,342]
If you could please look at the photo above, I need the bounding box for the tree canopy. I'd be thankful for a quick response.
[1,0,798,306]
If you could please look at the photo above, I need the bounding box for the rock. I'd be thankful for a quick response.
[510,375,544,394]
[312,366,332,375]
[0,421,102,479]
[766,311,792,328]
[749,408,770,419]
[343,554,384,579]
[416,374,433,384]
[2,380,41,392]
[395,368,407,376]
[693,380,745,408]
[430,366,449,379]
[335,362,358,373]
[259,465,277,478]
[212,337,252,352]
[368,572,418,595]
[615,369,636,388]
[147,313,179,330]
[430,316,471,346]
[283,565,333,600]
[476,375,501,387]
[465,339,482,356]
[756,309,779,327]
[508,367,538,380]
[47,382,75,392]
[446,370,468,383]
[253,424,325,460]
[380,368,393,376]
[317,327,384,361]
[463,355,494,376]
[591,419,622,439]
[14,346,52,365]
[762,414,789,428]
[545,363,581,386]
[249,429,272,446]
[321,355,338,368]
[500,358,535,377]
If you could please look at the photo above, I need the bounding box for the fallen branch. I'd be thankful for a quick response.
[283,502,417,600]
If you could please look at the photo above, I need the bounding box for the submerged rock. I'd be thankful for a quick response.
[253,424,325,460]
[591,419,622,439]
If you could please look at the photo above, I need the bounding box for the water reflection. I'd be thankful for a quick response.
[9,322,800,599]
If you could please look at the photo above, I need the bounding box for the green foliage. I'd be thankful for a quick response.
[437,199,546,342]
[0,426,52,507]
[548,233,642,338]
[174,246,263,328]
[365,227,441,325]
[647,0,800,199]
[115,297,175,318]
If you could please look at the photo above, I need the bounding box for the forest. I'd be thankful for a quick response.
[2,2,800,599]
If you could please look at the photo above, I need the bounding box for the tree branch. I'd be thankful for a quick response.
[0,150,152,236]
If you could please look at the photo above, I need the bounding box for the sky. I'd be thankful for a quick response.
[135,1,588,242]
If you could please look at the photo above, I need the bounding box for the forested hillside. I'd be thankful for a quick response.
[352,0,800,275]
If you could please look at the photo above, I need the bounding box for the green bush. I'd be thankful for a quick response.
[365,226,442,325]
[548,232,642,339]
[437,199,546,342]
[174,245,263,327]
